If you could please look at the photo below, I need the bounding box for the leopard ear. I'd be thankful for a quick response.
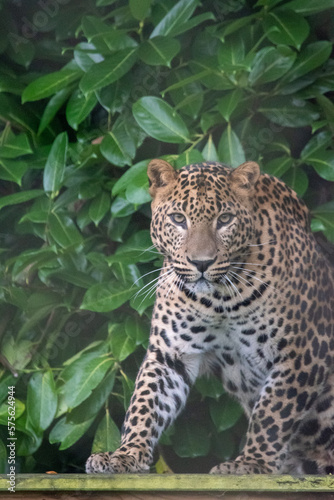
[147,159,177,198]
[230,161,260,191]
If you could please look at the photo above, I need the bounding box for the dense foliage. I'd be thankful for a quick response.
[0,0,333,473]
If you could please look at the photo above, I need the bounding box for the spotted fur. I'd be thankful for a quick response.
[86,160,334,475]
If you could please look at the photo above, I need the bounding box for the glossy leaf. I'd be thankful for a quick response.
[59,349,112,409]
[89,191,111,226]
[109,325,137,361]
[282,42,332,83]
[26,371,57,432]
[218,124,245,167]
[38,88,73,135]
[312,201,334,241]
[0,131,32,158]
[264,9,310,50]
[81,280,137,312]
[22,69,82,103]
[80,48,138,93]
[49,414,95,450]
[258,97,319,127]
[48,212,83,248]
[306,150,334,181]
[92,410,121,453]
[130,0,151,20]
[100,130,134,167]
[217,89,243,122]
[283,166,309,196]
[66,90,97,130]
[171,420,211,458]
[133,96,190,143]
[150,0,200,38]
[210,396,243,432]
[202,135,219,162]
[249,47,296,85]
[139,37,180,67]
[301,131,333,160]
[0,158,28,185]
[43,132,68,196]
[284,0,334,15]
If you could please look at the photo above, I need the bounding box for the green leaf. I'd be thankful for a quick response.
[202,135,219,162]
[264,156,293,177]
[49,414,95,450]
[130,0,152,20]
[218,34,247,71]
[66,90,97,130]
[92,410,121,453]
[48,212,83,248]
[209,396,243,432]
[0,131,32,158]
[139,37,180,67]
[301,131,333,160]
[312,201,334,241]
[258,96,319,127]
[282,42,332,83]
[80,48,138,94]
[317,95,334,133]
[0,399,25,425]
[82,17,137,52]
[125,316,148,345]
[195,375,225,399]
[59,351,113,409]
[73,42,104,72]
[38,88,72,135]
[175,149,203,168]
[306,150,334,181]
[171,420,211,458]
[264,9,310,50]
[217,89,244,122]
[109,325,137,361]
[150,0,200,38]
[133,96,190,144]
[282,166,309,196]
[69,370,116,421]
[100,130,134,167]
[88,191,111,226]
[0,93,38,133]
[0,158,28,185]
[284,0,334,15]
[26,371,57,432]
[212,431,236,462]
[249,47,296,86]
[43,132,68,196]
[81,280,136,312]
[218,124,245,167]
[112,160,148,196]
[22,69,82,103]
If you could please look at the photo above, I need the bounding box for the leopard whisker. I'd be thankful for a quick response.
[133,266,165,287]
[225,273,244,302]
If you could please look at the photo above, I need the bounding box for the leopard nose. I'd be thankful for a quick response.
[190,259,215,273]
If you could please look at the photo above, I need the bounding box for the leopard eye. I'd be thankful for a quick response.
[169,213,187,227]
[217,213,234,228]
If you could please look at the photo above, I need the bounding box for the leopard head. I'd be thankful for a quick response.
[147,159,260,292]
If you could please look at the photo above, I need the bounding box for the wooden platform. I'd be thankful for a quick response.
[0,474,334,499]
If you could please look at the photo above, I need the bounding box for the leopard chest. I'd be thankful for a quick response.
[152,299,278,414]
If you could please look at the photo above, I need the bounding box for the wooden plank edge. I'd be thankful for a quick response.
[0,474,334,492]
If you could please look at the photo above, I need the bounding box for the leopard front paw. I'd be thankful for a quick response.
[210,459,271,475]
[86,451,149,474]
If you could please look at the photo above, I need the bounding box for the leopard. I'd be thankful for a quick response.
[86,159,334,475]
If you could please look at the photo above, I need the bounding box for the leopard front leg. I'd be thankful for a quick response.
[86,347,196,473]
[210,366,319,475]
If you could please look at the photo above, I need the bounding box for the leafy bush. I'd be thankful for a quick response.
[0,0,333,473]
